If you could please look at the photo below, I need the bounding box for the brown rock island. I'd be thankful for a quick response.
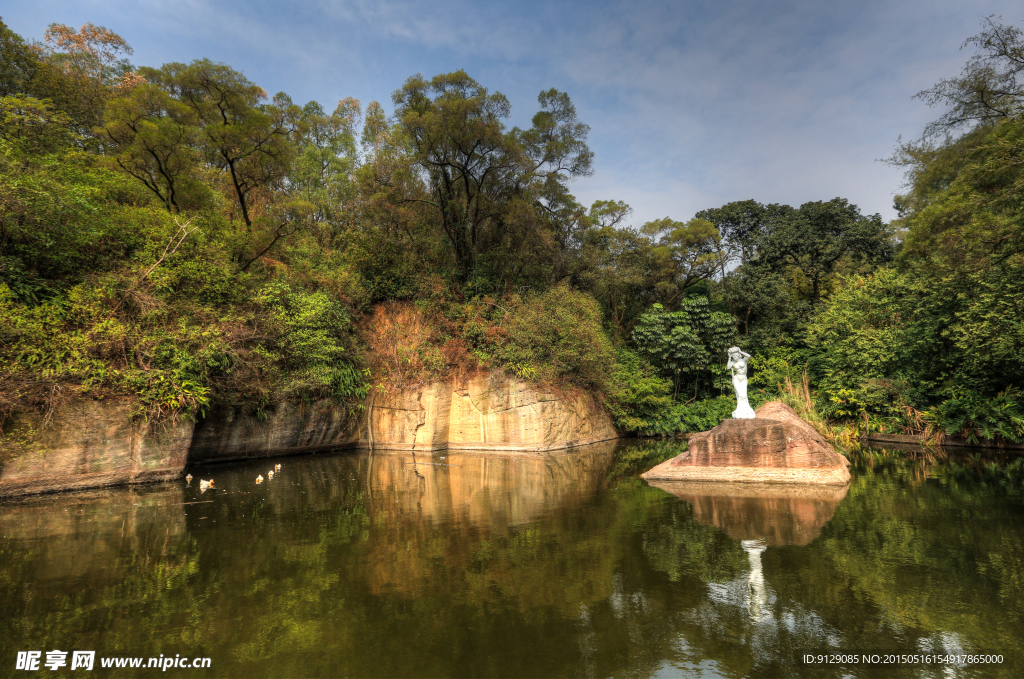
[641,401,851,485]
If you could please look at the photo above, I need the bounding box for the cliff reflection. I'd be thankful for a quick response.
[365,445,615,525]
[355,444,617,599]
[0,443,1021,678]
[647,480,849,546]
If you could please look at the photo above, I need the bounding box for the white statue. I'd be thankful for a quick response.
[727,347,756,419]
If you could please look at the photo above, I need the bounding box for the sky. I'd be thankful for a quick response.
[3,0,1021,226]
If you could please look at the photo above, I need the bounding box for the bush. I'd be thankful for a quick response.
[924,388,1024,444]
[631,297,735,400]
[675,396,752,433]
[605,348,675,434]
[804,268,942,417]
[496,284,614,389]
[254,281,367,402]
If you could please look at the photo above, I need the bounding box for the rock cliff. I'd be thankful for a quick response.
[361,373,617,452]
[0,399,193,497]
[0,373,618,497]
[188,399,359,463]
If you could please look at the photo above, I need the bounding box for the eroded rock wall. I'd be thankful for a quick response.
[188,399,359,463]
[0,373,618,496]
[642,401,851,485]
[0,400,193,497]
[362,374,618,452]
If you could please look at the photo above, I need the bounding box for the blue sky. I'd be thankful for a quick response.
[3,0,1021,226]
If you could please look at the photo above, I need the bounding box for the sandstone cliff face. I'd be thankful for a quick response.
[361,374,617,452]
[0,373,618,497]
[0,400,193,497]
[188,399,359,463]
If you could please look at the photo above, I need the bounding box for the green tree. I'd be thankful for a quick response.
[288,97,361,245]
[914,15,1024,140]
[139,60,296,233]
[757,198,893,303]
[100,80,208,213]
[641,217,723,306]
[804,268,946,417]
[578,206,657,333]
[694,199,779,270]
[378,71,593,286]
[35,22,135,132]
[631,297,735,399]
[0,19,37,97]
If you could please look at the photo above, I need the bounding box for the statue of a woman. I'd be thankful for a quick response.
[727,347,756,419]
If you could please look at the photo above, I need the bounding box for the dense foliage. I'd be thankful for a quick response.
[2,17,1022,442]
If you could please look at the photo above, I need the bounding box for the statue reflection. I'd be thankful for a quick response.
[649,480,848,620]
[741,538,769,620]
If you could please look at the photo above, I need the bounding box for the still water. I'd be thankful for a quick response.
[1,441,1022,678]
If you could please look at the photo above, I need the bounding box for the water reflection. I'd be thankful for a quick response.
[646,479,850,643]
[0,442,1021,678]
[741,538,769,621]
[364,444,616,526]
[646,480,849,546]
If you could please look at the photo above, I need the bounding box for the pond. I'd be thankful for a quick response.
[1,441,1022,678]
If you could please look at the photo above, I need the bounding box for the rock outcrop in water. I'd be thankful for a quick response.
[0,373,618,497]
[642,401,850,485]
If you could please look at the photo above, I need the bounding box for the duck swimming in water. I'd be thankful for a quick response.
[199,479,214,492]
[256,475,264,484]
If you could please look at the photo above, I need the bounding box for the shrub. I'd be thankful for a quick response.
[924,388,1024,444]
[631,297,735,400]
[496,284,614,389]
[804,268,943,417]
[605,348,675,434]
[254,281,367,402]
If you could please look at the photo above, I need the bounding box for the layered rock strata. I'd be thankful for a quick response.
[359,373,617,453]
[188,399,358,463]
[0,400,193,497]
[1,373,619,496]
[642,401,850,485]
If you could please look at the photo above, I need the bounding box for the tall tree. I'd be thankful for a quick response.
[38,22,134,129]
[915,15,1024,141]
[100,80,206,213]
[641,217,723,306]
[287,98,361,245]
[0,19,37,97]
[631,297,735,399]
[380,70,593,285]
[139,60,296,232]
[757,198,893,303]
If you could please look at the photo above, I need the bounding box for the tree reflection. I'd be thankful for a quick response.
[0,442,1021,677]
